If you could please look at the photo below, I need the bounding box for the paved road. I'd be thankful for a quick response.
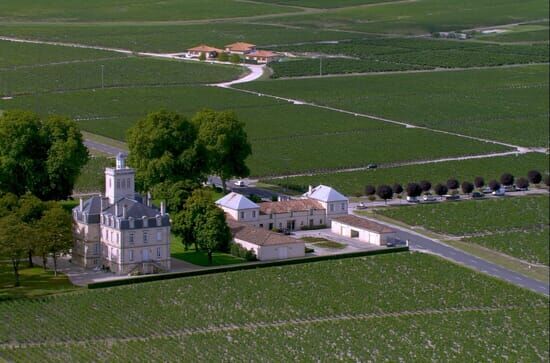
[355,215,549,296]
[84,139,127,156]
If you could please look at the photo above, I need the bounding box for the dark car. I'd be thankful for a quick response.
[367,164,378,169]
[472,192,484,199]
[385,241,395,247]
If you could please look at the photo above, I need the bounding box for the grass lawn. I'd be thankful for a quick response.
[301,236,346,249]
[0,261,78,301]
[170,235,245,267]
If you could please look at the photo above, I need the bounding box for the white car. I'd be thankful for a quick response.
[234,180,246,187]
[422,194,436,202]
[492,189,505,196]
[406,196,419,203]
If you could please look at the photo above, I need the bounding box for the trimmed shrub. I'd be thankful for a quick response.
[461,181,474,194]
[489,180,501,191]
[406,183,422,197]
[500,173,514,186]
[420,180,432,193]
[516,177,529,189]
[392,183,403,195]
[527,170,542,184]
[474,176,485,189]
[434,183,448,197]
[364,185,376,196]
[446,178,459,190]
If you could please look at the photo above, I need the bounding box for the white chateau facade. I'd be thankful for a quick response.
[216,185,349,231]
[72,153,171,275]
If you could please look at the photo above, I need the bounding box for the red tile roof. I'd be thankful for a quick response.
[227,219,303,246]
[225,42,256,51]
[259,199,323,215]
[247,50,278,58]
[187,44,224,53]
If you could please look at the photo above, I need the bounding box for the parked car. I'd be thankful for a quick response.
[356,202,368,210]
[503,185,516,192]
[482,187,493,194]
[422,194,436,202]
[406,196,419,203]
[367,163,378,169]
[444,194,460,200]
[516,186,529,192]
[385,241,395,247]
[472,191,484,199]
[492,189,506,196]
[234,180,246,187]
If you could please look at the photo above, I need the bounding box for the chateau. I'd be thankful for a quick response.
[72,153,171,275]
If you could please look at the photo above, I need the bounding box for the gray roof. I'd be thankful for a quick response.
[216,192,259,210]
[102,197,159,218]
[303,185,348,202]
[80,195,103,215]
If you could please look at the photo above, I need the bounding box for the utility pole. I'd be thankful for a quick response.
[319,57,322,76]
[101,64,104,89]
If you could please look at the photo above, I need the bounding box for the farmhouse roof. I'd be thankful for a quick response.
[216,192,259,210]
[227,219,303,246]
[333,215,395,234]
[247,50,278,58]
[187,44,224,52]
[259,199,323,215]
[225,42,256,51]
[303,185,348,202]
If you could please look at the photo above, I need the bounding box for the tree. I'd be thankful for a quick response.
[544,175,550,187]
[0,215,30,286]
[516,177,529,190]
[193,109,252,192]
[0,110,89,200]
[527,170,542,185]
[461,181,474,195]
[172,189,214,251]
[364,185,376,196]
[152,180,198,213]
[198,52,206,61]
[127,110,207,195]
[195,207,231,265]
[218,52,229,62]
[434,183,448,199]
[230,54,241,63]
[376,185,393,204]
[406,183,422,198]
[17,194,46,267]
[248,194,262,203]
[500,173,514,186]
[446,178,459,191]
[488,180,501,191]
[38,204,73,276]
[419,180,432,194]
[474,176,485,189]
[392,183,403,195]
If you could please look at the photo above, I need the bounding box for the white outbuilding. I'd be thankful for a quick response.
[331,215,396,246]
[228,220,305,261]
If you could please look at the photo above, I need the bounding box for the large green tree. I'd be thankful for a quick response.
[172,189,213,251]
[193,109,252,192]
[0,110,89,200]
[38,204,73,276]
[0,214,30,287]
[17,194,46,267]
[127,110,206,196]
[195,207,231,265]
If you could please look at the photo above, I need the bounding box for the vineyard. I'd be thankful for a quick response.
[0,253,548,360]
[270,38,549,78]
[376,195,549,265]
[262,153,549,196]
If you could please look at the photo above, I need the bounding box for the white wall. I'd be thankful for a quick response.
[234,238,305,261]
[331,221,395,246]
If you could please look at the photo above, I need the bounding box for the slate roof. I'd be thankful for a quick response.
[102,197,159,218]
[259,199,323,215]
[333,215,395,234]
[227,219,303,247]
[216,192,259,210]
[304,185,348,202]
[79,195,103,215]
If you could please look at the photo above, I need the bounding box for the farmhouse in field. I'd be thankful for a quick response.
[331,215,396,246]
[228,220,305,260]
[225,42,256,54]
[187,44,224,59]
[216,185,348,232]
[72,153,171,275]
[245,50,281,64]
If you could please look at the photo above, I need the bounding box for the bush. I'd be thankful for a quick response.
[474,176,485,189]
[230,54,241,63]
[218,52,229,62]
[527,170,542,184]
[364,185,376,196]
[406,183,422,197]
[446,178,459,190]
[392,183,403,195]
[420,180,432,193]
[300,224,327,231]
[516,177,529,189]
[229,242,257,261]
[500,173,514,186]
[434,183,448,197]
[461,181,474,194]
[248,194,262,203]
[199,52,206,61]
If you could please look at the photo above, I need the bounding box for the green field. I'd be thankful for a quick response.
[481,29,550,43]
[253,0,400,8]
[270,38,549,77]
[465,228,549,266]
[263,153,549,195]
[0,253,547,361]
[239,65,550,146]
[376,195,549,264]
[273,0,548,35]
[0,85,512,177]
[0,0,298,22]
[0,56,244,95]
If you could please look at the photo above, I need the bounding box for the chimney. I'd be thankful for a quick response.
[79,198,83,212]
[115,203,119,217]
[160,201,166,216]
[147,191,152,207]
[122,205,128,219]
[308,185,313,194]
